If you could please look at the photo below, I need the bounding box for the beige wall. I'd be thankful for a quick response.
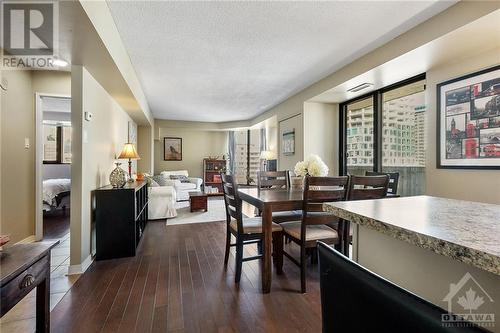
[0,70,71,244]
[137,125,154,174]
[425,47,500,204]
[1,70,34,243]
[154,127,228,177]
[303,102,339,176]
[71,66,136,267]
[278,114,303,171]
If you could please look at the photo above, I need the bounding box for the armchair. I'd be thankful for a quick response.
[148,185,177,219]
[160,170,203,201]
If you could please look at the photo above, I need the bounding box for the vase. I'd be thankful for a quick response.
[290,176,304,189]
[109,162,127,188]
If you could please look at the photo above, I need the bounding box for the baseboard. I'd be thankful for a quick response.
[68,254,93,275]
[15,235,36,244]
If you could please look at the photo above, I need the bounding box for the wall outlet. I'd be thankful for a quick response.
[84,111,93,121]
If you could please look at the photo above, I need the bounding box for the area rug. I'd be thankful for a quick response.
[167,197,228,225]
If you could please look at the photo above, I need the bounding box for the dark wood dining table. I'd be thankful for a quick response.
[238,187,304,293]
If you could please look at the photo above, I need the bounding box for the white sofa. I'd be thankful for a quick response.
[148,185,177,219]
[160,170,203,201]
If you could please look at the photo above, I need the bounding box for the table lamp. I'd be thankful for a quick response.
[260,150,276,171]
[118,143,141,182]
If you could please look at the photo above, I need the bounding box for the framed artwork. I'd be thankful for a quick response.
[61,126,72,164]
[164,137,182,161]
[282,130,295,155]
[43,124,58,163]
[437,65,500,169]
[128,121,137,144]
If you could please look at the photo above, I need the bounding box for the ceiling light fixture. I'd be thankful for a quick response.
[52,58,68,67]
[348,83,373,93]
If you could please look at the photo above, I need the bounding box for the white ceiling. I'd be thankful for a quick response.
[106,1,455,122]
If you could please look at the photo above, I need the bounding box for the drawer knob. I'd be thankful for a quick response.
[19,274,35,289]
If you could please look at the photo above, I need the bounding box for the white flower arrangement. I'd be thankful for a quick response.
[294,154,329,177]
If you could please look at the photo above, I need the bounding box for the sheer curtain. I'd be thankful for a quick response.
[228,131,236,175]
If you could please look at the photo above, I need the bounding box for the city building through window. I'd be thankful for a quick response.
[340,75,426,196]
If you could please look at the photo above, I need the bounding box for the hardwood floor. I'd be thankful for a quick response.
[43,212,70,240]
[51,221,322,333]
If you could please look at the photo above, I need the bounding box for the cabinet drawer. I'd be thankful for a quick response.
[0,255,49,315]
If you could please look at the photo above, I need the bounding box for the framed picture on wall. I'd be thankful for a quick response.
[43,124,59,163]
[61,126,72,164]
[437,65,500,169]
[164,137,182,161]
[282,129,295,155]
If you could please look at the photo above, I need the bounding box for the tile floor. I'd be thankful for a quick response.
[0,233,80,332]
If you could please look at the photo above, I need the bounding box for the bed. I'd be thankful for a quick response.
[43,178,71,212]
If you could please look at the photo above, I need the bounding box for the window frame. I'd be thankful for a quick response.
[339,73,426,175]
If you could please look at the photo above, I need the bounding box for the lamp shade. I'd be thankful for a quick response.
[260,150,276,160]
[118,143,140,160]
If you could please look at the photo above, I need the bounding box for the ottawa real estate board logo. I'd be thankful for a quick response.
[1,1,59,69]
[442,272,495,329]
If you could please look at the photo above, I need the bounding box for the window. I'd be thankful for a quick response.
[42,121,72,164]
[340,74,426,196]
[230,128,264,185]
[382,79,426,196]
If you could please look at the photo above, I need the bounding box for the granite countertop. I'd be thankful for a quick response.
[324,195,500,276]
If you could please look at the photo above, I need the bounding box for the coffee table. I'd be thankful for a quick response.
[189,191,208,212]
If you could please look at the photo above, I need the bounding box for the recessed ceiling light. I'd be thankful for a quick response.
[53,58,68,67]
[348,83,373,93]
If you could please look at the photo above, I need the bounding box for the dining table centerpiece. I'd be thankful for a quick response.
[293,154,329,188]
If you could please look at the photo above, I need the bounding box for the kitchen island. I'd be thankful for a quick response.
[324,196,500,331]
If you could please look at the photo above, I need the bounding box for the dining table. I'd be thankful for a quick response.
[238,187,305,293]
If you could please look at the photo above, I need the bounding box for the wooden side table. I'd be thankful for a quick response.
[0,241,59,333]
[189,191,208,212]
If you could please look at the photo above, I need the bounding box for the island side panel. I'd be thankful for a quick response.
[355,225,500,332]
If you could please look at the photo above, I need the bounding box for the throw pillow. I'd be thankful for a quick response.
[153,175,168,186]
[170,175,190,183]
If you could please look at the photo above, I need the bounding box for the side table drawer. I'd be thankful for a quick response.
[0,254,49,316]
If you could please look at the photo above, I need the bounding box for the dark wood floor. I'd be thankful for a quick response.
[51,221,322,333]
[43,211,70,240]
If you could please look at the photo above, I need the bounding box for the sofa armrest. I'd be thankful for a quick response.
[188,177,203,189]
[163,179,181,187]
[149,185,177,201]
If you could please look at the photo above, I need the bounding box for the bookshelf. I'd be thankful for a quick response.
[203,158,226,196]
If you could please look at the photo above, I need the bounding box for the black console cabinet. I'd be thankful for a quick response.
[95,181,148,260]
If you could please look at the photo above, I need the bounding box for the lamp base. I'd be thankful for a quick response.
[127,159,134,182]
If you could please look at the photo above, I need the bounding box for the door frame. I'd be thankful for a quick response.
[35,92,71,241]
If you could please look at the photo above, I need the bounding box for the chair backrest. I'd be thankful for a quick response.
[366,171,399,195]
[257,170,289,189]
[221,173,244,233]
[317,242,488,333]
[301,176,349,239]
[347,175,389,200]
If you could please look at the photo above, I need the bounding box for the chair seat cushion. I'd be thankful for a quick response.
[272,210,302,218]
[175,182,197,190]
[281,221,338,242]
[230,217,282,234]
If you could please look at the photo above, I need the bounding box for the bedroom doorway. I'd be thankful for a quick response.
[35,94,72,241]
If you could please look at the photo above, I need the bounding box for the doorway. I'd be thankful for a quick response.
[35,94,72,241]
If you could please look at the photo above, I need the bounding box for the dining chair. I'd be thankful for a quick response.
[317,242,489,332]
[365,171,400,196]
[221,173,283,283]
[257,170,303,224]
[340,174,390,254]
[281,176,349,293]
